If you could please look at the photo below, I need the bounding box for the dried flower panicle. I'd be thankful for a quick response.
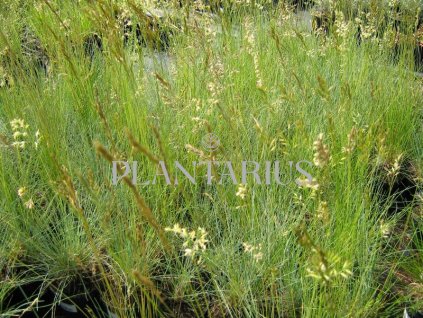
[10,118,28,131]
[296,224,351,285]
[236,184,248,200]
[355,12,377,40]
[10,118,29,149]
[342,126,357,155]
[317,201,329,223]
[306,254,352,283]
[379,220,392,238]
[244,18,264,89]
[24,199,35,209]
[165,223,209,264]
[296,177,320,191]
[206,56,225,111]
[34,130,42,149]
[293,192,306,209]
[334,11,350,41]
[242,242,263,263]
[386,154,403,180]
[18,187,26,198]
[9,118,41,150]
[17,186,34,209]
[313,133,331,168]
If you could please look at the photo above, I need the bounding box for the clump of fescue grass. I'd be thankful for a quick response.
[0,0,422,317]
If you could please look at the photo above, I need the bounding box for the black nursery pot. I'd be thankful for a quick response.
[3,280,47,317]
[48,279,109,317]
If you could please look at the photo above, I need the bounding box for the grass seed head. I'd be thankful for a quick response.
[313,133,331,168]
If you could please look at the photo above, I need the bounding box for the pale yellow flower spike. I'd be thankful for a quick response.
[18,187,26,198]
[313,133,331,168]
